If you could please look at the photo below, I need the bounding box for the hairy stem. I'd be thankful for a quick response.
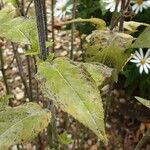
[34,0,47,60]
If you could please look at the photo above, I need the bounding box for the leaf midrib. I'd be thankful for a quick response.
[0,110,44,140]
[54,64,99,131]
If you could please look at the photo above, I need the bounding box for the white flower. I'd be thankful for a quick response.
[103,0,122,12]
[54,0,73,20]
[131,0,150,14]
[130,48,150,74]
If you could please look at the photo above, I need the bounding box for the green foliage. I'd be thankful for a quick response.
[0,95,13,109]
[0,6,39,54]
[135,96,150,108]
[57,132,73,145]
[0,4,16,23]
[0,103,51,149]
[85,30,133,71]
[77,62,116,87]
[3,0,17,6]
[124,21,149,33]
[64,18,106,30]
[74,0,106,34]
[132,26,150,48]
[0,17,37,44]
[36,57,111,144]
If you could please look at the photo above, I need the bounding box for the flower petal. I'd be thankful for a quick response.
[139,65,144,74]
[145,63,150,69]
[143,64,149,74]
[132,4,138,11]
[130,59,140,63]
[145,49,150,59]
[136,63,141,67]
[135,51,142,59]
[132,55,140,60]
[139,48,144,58]
[110,3,116,12]
[105,3,114,10]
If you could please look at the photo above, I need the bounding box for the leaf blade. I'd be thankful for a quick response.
[36,58,107,144]
[0,103,51,149]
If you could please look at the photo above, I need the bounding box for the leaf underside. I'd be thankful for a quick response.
[36,58,108,144]
[132,26,150,48]
[135,96,150,108]
[85,30,133,71]
[0,103,51,150]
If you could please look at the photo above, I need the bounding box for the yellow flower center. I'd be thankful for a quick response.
[60,4,65,11]
[140,59,146,65]
[136,0,143,5]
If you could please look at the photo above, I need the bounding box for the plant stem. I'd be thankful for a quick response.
[25,0,34,16]
[119,0,125,32]
[51,0,55,53]
[70,0,76,60]
[33,56,39,101]
[25,46,33,100]
[12,43,30,98]
[0,44,9,94]
[34,0,47,60]
[134,129,150,150]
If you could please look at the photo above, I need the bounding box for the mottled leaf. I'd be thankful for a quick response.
[132,26,150,48]
[0,5,16,24]
[124,21,149,33]
[77,62,116,87]
[0,103,51,149]
[63,18,106,29]
[85,30,133,71]
[0,17,37,44]
[135,96,150,108]
[36,58,107,144]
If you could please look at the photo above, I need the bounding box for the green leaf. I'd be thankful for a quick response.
[0,95,13,109]
[0,7,39,53]
[132,26,150,48]
[57,131,73,145]
[36,58,107,144]
[0,103,51,149]
[63,18,106,29]
[85,30,133,71]
[124,21,149,33]
[135,96,150,108]
[0,17,37,44]
[77,62,116,87]
[0,5,16,24]
[3,0,17,6]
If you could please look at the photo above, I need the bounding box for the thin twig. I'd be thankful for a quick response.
[17,0,33,101]
[33,56,39,101]
[119,0,125,32]
[12,43,30,98]
[25,46,33,100]
[0,44,9,94]
[25,0,34,16]
[110,0,120,30]
[134,129,150,150]
[51,0,55,52]
[70,0,76,60]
